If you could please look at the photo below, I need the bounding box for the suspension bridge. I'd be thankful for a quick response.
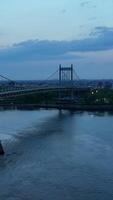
[0,65,89,108]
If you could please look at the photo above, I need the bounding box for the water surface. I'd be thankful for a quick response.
[0,110,113,200]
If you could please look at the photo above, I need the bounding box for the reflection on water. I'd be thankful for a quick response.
[0,110,113,200]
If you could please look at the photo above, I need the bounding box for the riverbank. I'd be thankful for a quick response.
[0,103,113,111]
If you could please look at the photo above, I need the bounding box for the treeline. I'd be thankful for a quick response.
[79,89,113,105]
[1,88,113,106]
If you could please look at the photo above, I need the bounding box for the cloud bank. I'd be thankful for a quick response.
[80,0,91,7]
[0,26,113,63]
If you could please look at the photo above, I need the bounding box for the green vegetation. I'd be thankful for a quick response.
[1,88,113,106]
[79,89,113,105]
[0,91,59,105]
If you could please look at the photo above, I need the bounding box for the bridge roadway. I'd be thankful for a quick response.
[0,85,89,99]
[0,85,73,99]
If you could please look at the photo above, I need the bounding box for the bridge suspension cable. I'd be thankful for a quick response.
[73,69,80,80]
[45,65,80,82]
[45,69,59,81]
[0,74,15,84]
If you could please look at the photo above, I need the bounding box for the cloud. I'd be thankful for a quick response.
[80,1,91,7]
[0,26,113,63]
[80,0,97,9]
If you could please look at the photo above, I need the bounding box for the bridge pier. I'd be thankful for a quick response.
[0,141,4,155]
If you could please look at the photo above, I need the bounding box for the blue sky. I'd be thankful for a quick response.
[0,0,113,79]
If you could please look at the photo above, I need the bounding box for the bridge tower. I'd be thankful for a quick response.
[59,64,73,83]
[58,64,74,101]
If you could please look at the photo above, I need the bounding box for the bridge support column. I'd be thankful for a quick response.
[58,64,74,101]
[0,141,4,155]
[70,64,74,99]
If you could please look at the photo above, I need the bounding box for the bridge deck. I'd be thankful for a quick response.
[0,85,90,99]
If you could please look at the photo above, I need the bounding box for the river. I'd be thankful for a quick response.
[0,109,113,200]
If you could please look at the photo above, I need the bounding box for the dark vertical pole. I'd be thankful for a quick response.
[59,64,62,102]
[71,64,74,100]
[59,64,62,84]
[0,140,4,155]
[71,64,73,81]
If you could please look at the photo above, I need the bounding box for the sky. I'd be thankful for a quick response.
[0,0,113,80]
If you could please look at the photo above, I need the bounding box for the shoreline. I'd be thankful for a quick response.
[0,104,113,111]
